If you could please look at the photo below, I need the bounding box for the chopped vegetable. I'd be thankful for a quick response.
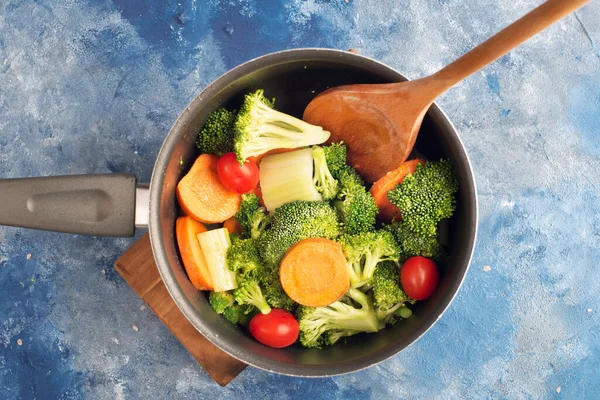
[217,152,259,194]
[338,230,401,289]
[259,148,322,212]
[175,216,213,290]
[196,228,237,292]
[387,159,458,238]
[263,279,297,312]
[385,220,443,262]
[323,142,347,178]
[176,154,241,224]
[258,200,340,268]
[312,146,339,200]
[334,166,378,235]
[370,159,424,222]
[233,89,331,163]
[235,193,271,239]
[371,261,411,326]
[209,291,256,325]
[280,238,349,307]
[249,308,299,348]
[297,288,379,348]
[234,280,271,315]
[227,236,271,314]
[196,108,236,156]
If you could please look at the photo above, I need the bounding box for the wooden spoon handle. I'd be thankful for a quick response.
[429,0,590,94]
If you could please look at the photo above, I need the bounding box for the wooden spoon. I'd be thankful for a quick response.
[304,0,590,183]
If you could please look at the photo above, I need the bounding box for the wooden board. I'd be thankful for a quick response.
[114,233,247,386]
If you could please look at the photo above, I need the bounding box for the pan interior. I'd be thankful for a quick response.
[150,50,477,376]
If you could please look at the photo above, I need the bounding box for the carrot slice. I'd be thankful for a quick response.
[369,158,425,222]
[175,216,213,291]
[279,238,349,307]
[223,216,243,235]
[176,154,241,224]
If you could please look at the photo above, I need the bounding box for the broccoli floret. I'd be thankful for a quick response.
[312,146,339,200]
[227,235,266,279]
[333,166,377,235]
[339,230,401,289]
[385,221,443,262]
[235,194,271,239]
[227,236,272,314]
[371,261,411,326]
[233,89,330,163]
[336,165,365,189]
[196,108,236,155]
[387,159,458,238]
[323,142,347,178]
[262,279,297,312]
[258,200,340,268]
[208,291,256,325]
[233,280,271,315]
[297,288,379,348]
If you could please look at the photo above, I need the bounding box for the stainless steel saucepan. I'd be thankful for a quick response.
[0,49,477,376]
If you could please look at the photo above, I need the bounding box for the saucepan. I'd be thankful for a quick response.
[0,49,477,376]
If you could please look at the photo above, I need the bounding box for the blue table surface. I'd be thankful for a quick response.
[1,0,599,398]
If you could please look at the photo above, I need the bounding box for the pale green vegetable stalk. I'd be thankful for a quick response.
[259,148,323,212]
[196,228,237,292]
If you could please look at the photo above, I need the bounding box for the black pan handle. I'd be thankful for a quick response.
[0,174,139,237]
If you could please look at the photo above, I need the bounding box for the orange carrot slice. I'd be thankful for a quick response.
[369,158,425,222]
[279,238,349,307]
[223,216,243,235]
[175,216,213,291]
[176,154,241,224]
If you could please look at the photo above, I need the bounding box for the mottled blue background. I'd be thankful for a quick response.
[1,0,599,399]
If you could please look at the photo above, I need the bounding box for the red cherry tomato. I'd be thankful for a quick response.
[249,309,299,348]
[400,256,439,300]
[216,152,259,194]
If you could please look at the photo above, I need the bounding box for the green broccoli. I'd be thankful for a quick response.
[208,291,256,325]
[233,90,330,163]
[227,235,266,279]
[387,159,458,238]
[385,221,443,262]
[227,236,271,314]
[233,280,271,315]
[339,230,401,289]
[371,261,411,326]
[262,278,297,312]
[297,288,379,348]
[258,200,340,268]
[312,146,339,200]
[333,165,377,235]
[336,165,365,188]
[323,142,347,178]
[196,108,236,155]
[235,194,271,239]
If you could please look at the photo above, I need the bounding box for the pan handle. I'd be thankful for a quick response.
[0,174,142,237]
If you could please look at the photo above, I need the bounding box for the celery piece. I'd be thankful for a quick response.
[259,148,323,212]
[196,228,238,292]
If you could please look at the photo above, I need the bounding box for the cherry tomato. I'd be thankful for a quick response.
[216,152,259,194]
[249,309,299,348]
[400,256,439,300]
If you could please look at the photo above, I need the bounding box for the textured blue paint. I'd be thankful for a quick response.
[1,0,600,399]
